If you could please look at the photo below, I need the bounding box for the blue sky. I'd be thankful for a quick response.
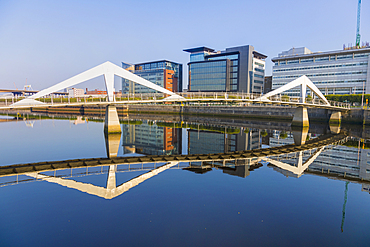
[0,0,369,91]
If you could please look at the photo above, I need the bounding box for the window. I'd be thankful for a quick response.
[337,54,353,60]
[300,58,314,63]
[354,53,369,58]
[287,59,299,64]
[315,56,329,62]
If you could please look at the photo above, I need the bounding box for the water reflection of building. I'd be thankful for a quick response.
[122,122,181,155]
[188,128,261,155]
[306,144,370,193]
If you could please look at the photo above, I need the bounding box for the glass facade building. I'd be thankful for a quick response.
[184,46,267,93]
[272,46,370,95]
[122,60,183,94]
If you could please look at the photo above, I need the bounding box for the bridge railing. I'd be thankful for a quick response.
[0,92,353,109]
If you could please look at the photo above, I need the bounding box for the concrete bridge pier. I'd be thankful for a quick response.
[291,107,309,128]
[104,105,122,134]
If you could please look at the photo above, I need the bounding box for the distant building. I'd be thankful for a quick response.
[272,46,370,95]
[85,88,122,97]
[264,76,272,94]
[122,60,183,94]
[183,45,267,94]
[68,88,84,97]
[86,88,107,95]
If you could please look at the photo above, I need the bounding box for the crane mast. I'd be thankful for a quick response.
[356,0,361,47]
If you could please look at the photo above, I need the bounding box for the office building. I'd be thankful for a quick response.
[264,76,272,94]
[184,45,267,94]
[272,46,370,95]
[122,60,183,94]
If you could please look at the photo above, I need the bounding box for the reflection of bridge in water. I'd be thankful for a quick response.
[0,132,348,199]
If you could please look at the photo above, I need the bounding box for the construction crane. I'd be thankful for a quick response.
[356,0,362,47]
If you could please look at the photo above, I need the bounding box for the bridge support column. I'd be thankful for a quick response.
[104,105,121,134]
[292,107,309,128]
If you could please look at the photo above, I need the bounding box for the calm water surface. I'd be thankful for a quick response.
[1,115,370,247]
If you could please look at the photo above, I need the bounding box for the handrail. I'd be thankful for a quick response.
[0,92,357,110]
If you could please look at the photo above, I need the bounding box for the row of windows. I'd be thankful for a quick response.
[191,84,226,91]
[208,54,239,60]
[254,62,264,67]
[275,53,369,66]
[255,68,264,73]
[274,70,367,79]
[274,79,366,87]
[191,73,227,80]
[190,61,227,69]
[254,74,264,78]
[273,62,368,72]
[254,80,264,84]
[135,62,179,72]
[230,66,238,72]
[314,79,366,85]
[190,53,206,62]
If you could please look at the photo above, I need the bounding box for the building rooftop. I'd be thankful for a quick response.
[272,46,370,61]
[183,47,215,53]
[253,51,268,59]
[134,60,181,66]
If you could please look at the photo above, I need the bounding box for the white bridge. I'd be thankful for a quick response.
[0,61,350,131]
[0,61,350,110]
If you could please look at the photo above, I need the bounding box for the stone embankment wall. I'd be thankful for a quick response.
[127,105,353,123]
[28,104,370,125]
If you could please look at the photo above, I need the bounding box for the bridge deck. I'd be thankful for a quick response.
[0,98,350,111]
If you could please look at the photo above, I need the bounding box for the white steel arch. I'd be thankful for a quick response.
[257,75,330,106]
[13,61,183,106]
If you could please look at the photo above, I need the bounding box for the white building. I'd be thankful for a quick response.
[272,46,370,95]
[68,88,85,97]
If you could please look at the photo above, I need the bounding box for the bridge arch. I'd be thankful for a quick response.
[257,75,330,106]
[13,61,184,106]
